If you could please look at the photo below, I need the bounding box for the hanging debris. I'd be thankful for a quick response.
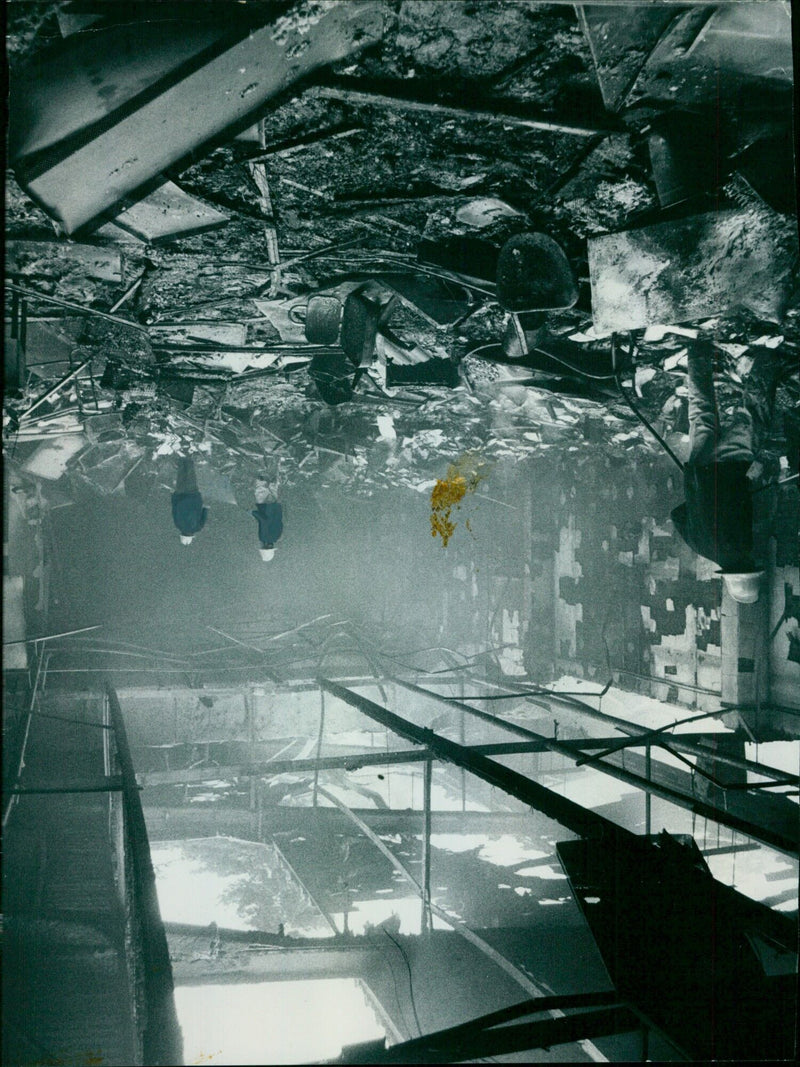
[588,209,799,335]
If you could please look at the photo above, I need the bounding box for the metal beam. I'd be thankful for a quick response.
[137,738,622,787]
[171,941,382,985]
[332,991,625,1065]
[311,86,617,137]
[142,806,578,842]
[321,680,799,856]
[319,678,626,844]
[11,776,124,794]
[334,1006,641,1064]
[18,360,91,420]
[263,674,472,693]
[140,748,426,786]
[483,677,795,784]
[3,625,102,645]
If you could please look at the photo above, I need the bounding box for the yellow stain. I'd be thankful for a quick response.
[430,454,490,547]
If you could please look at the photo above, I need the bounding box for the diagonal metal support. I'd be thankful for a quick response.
[333,1004,641,1064]
[321,679,799,856]
[319,678,626,844]
[314,785,554,1000]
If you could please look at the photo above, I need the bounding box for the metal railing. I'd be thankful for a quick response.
[105,682,184,1067]
[2,673,184,1065]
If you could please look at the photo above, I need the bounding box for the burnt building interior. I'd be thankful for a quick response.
[3,2,799,1064]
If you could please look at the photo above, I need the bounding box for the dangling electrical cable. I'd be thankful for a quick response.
[469,329,690,471]
[383,929,424,1037]
[612,333,686,472]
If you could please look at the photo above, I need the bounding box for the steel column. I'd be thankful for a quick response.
[421,758,432,934]
[313,689,326,808]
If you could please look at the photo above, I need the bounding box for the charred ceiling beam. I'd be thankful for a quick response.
[332,1004,641,1065]
[310,84,619,138]
[394,676,797,786]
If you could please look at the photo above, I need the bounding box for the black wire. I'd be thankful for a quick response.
[611,333,685,472]
[383,928,424,1038]
[615,369,686,472]
[381,940,415,1039]
[523,345,617,381]
[469,342,616,380]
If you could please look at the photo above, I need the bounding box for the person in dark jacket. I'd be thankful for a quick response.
[252,473,283,561]
[670,340,776,603]
[172,456,208,545]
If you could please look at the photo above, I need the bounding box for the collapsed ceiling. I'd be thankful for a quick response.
[3,3,799,1066]
[5,0,797,511]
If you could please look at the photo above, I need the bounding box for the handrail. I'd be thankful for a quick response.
[2,646,49,830]
[105,682,184,1066]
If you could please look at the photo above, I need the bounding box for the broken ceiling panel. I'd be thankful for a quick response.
[588,207,800,335]
[576,3,679,112]
[629,2,794,107]
[109,181,230,244]
[9,18,235,161]
[21,434,88,479]
[11,2,386,234]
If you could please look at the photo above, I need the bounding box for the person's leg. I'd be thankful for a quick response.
[254,479,277,504]
[175,456,198,494]
[711,348,781,464]
[687,340,719,464]
[255,458,281,503]
[743,348,780,452]
[714,407,754,464]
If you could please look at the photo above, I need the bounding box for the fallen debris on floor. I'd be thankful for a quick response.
[6,240,122,284]
[21,434,87,480]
